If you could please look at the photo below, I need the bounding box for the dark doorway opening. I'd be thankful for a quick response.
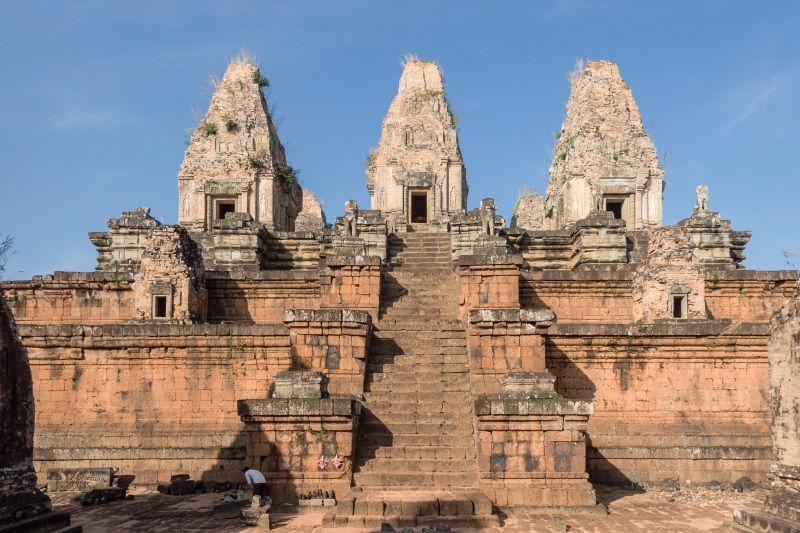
[154,296,168,318]
[411,193,427,223]
[605,199,623,220]
[217,201,236,220]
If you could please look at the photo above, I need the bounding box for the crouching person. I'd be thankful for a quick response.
[242,466,268,506]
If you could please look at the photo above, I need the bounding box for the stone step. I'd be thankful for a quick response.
[366,363,470,375]
[364,390,471,402]
[353,471,480,488]
[365,368,470,380]
[323,490,497,528]
[366,362,469,374]
[368,345,466,354]
[380,313,460,321]
[371,338,467,347]
[355,458,477,473]
[364,383,470,395]
[371,332,464,341]
[363,401,473,415]
[355,444,477,460]
[360,418,473,434]
[360,410,468,425]
[374,321,464,329]
[366,358,470,370]
[325,514,500,530]
[358,433,475,447]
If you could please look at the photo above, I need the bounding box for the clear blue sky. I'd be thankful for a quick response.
[1,1,798,277]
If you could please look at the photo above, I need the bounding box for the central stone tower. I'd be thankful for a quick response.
[366,57,467,225]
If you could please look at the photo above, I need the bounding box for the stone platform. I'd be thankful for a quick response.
[322,490,499,529]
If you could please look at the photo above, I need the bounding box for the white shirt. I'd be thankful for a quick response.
[245,469,266,486]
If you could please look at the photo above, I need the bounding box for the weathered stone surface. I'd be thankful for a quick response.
[367,58,466,224]
[568,209,628,267]
[271,371,326,399]
[178,56,300,231]
[89,207,161,272]
[677,186,751,269]
[132,225,207,322]
[511,191,545,230]
[46,468,113,492]
[737,293,800,529]
[0,290,74,529]
[631,226,706,322]
[295,187,327,232]
[545,60,664,230]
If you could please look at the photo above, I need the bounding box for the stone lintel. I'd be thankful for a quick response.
[237,398,359,419]
[282,309,371,325]
[468,308,555,325]
[474,396,594,417]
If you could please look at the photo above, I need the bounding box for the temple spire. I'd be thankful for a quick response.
[545,60,664,230]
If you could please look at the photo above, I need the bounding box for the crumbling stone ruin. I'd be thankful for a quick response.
[1,54,797,530]
[294,187,327,232]
[545,60,664,230]
[511,190,545,230]
[0,289,79,531]
[178,57,300,231]
[735,290,800,531]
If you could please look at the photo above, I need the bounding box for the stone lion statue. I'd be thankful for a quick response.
[479,198,496,236]
[695,185,708,212]
[343,200,359,237]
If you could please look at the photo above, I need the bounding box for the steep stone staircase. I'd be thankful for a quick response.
[327,231,497,528]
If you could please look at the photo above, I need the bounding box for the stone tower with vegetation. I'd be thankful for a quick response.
[4,52,797,532]
[178,53,301,231]
[545,60,664,230]
[366,57,467,225]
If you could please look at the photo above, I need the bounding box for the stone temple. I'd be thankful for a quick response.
[1,55,798,532]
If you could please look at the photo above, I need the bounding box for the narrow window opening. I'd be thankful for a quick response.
[216,201,235,220]
[672,295,685,319]
[605,199,623,220]
[153,295,168,319]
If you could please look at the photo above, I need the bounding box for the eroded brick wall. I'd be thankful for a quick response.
[5,273,135,324]
[206,272,321,323]
[522,271,797,325]
[458,263,520,318]
[547,323,771,483]
[283,310,370,396]
[319,259,381,317]
[520,272,633,324]
[704,275,797,322]
[20,323,291,488]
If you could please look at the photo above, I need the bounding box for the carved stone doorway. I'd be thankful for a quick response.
[410,191,428,223]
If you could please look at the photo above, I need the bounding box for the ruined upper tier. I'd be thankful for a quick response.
[545,60,664,230]
[178,60,300,231]
[366,59,467,225]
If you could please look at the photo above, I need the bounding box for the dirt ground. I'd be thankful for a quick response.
[51,485,764,532]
